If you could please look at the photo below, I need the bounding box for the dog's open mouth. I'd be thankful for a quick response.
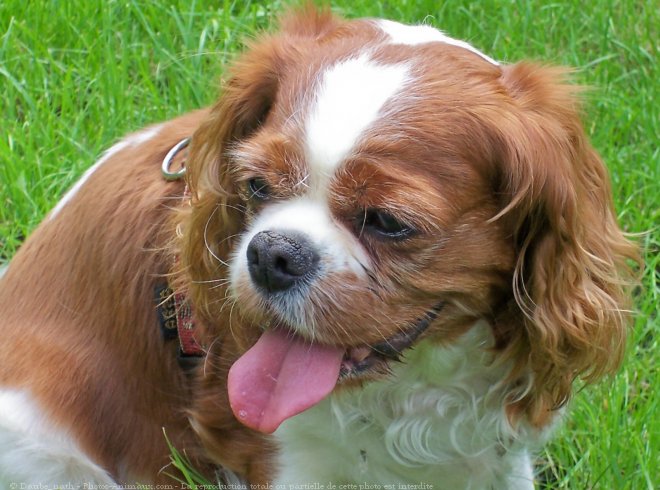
[340,303,444,378]
[227,303,444,434]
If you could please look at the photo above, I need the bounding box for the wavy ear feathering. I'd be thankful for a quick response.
[491,63,639,425]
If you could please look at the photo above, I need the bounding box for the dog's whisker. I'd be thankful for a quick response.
[221,203,248,214]
[192,277,229,285]
[202,336,223,377]
[203,204,230,267]
[209,280,232,290]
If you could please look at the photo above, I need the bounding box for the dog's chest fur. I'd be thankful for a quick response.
[272,323,537,489]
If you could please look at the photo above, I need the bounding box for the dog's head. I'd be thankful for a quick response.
[180,7,636,433]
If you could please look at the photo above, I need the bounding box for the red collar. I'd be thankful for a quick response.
[171,287,205,357]
[155,283,205,366]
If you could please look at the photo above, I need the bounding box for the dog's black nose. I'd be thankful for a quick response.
[246,230,320,293]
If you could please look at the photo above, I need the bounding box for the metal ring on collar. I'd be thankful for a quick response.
[161,137,191,181]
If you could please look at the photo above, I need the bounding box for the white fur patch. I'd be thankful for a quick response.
[49,124,162,219]
[377,19,499,66]
[217,467,250,488]
[0,388,115,487]
[126,125,161,146]
[274,322,540,488]
[304,54,409,189]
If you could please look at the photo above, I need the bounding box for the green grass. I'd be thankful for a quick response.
[1,1,657,488]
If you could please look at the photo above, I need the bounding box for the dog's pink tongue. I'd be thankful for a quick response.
[228,329,344,434]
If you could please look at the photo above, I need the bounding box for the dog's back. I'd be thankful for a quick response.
[0,111,208,485]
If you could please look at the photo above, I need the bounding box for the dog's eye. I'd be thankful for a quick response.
[247,178,271,200]
[363,209,415,240]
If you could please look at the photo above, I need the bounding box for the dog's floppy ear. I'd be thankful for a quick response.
[492,63,638,424]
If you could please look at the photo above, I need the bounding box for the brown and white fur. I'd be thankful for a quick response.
[0,7,636,489]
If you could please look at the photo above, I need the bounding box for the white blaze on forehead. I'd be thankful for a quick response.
[305,54,410,181]
[376,19,499,66]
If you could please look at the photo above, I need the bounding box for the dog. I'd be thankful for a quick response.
[0,6,636,489]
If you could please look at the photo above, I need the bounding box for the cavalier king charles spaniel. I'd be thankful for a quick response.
[0,6,636,489]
